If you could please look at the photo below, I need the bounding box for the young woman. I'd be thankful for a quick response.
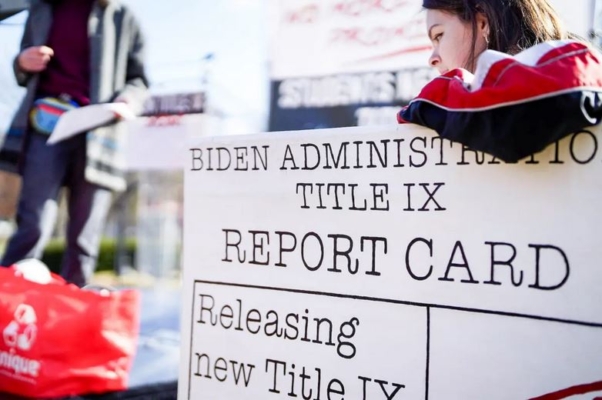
[398,0,602,162]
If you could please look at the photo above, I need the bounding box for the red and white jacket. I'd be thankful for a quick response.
[397,40,602,162]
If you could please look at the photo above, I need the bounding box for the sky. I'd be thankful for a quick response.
[0,0,271,135]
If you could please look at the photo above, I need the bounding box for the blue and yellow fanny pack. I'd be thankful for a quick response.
[29,97,79,135]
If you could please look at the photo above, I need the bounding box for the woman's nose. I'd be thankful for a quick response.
[429,51,441,68]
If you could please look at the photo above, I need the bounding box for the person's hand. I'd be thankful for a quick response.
[17,46,54,73]
[113,96,128,104]
[111,96,133,120]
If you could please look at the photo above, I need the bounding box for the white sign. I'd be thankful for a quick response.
[124,114,219,171]
[269,0,431,79]
[269,0,594,79]
[179,124,602,399]
[549,0,594,39]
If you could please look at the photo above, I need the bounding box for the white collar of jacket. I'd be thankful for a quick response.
[470,40,585,92]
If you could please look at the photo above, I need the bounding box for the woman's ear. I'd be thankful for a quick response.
[476,12,490,42]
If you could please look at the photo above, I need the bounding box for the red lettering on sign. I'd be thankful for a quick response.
[286,4,319,24]
[332,0,410,17]
[330,19,425,47]
[146,114,183,127]
[530,380,602,400]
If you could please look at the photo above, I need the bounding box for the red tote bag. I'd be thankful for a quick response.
[0,266,140,398]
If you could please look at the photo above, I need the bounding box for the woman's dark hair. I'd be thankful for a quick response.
[423,0,570,70]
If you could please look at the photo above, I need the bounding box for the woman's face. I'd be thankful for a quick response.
[426,9,488,74]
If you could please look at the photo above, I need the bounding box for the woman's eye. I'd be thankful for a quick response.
[434,33,443,42]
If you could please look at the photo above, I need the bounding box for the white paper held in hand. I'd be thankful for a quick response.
[47,102,137,145]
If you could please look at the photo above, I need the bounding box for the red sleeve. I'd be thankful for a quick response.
[398,41,602,162]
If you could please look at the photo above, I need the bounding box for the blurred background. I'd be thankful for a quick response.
[0,0,598,285]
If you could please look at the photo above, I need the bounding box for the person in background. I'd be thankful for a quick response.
[0,0,148,286]
[398,0,602,162]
